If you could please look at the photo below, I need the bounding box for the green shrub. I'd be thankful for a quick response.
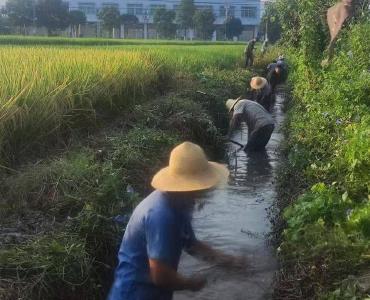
[277,21,370,298]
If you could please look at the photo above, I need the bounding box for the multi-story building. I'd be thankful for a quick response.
[67,0,261,40]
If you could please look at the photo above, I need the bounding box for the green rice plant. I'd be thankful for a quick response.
[0,44,243,164]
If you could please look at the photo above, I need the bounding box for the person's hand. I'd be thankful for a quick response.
[188,277,207,292]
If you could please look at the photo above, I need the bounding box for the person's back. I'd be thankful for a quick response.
[108,190,194,300]
[233,100,273,135]
[254,84,273,111]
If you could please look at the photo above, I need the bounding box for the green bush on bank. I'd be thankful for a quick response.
[0,127,180,300]
[279,22,370,298]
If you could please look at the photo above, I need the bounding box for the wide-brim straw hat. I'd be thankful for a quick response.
[250,77,267,90]
[151,142,229,192]
[226,98,242,112]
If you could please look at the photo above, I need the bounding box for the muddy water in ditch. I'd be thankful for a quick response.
[175,92,286,300]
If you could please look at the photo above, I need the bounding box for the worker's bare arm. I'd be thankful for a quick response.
[227,114,242,138]
[187,240,247,268]
[149,259,206,292]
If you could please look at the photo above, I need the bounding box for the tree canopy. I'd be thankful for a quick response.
[225,17,243,40]
[36,0,69,35]
[193,9,215,40]
[97,6,121,36]
[153,8,176,39]
[176,0,195,35]
[121,14,139,26]
[5,0,34,27]
[260,3,281,43]
[68,10,86,26]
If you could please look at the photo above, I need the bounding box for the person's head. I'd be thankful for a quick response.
[151,142,229,209]
[226,97,243,116]
[250,76,267,91]
[275,66,282,74]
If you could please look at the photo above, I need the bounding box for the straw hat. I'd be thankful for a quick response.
[151,142,229,192]
[226,97,243,112]
[250,77,267,90]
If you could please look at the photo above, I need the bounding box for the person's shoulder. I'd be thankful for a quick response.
[243,99,255,105]
[146,192,176,221]
[234,99,249,108]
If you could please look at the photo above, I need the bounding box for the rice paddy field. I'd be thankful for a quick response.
[0,39,245,164]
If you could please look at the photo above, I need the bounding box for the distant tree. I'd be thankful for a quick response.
[0,14,11,34]
[36,0,69,35]
[153,8,176,39]
[97,6,121,38]
[176,0,195,38]
[225,17,243,40]
[4,0,34,34]
[120,14,138,38]
[193,9,215,40]
[68,10,86,37]
[259,3,281,43]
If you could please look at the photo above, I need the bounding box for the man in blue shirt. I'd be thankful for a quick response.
[108,142,240,300]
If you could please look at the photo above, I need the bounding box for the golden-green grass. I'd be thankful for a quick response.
[0,44,244,164]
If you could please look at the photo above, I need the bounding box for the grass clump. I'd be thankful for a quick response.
[0,128,177,300]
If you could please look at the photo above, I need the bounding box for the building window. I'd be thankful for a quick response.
[127,4,143,15]
[196,5,213,12]
[102,2,119,9]
[229,6,235,17]
[219,6,225,17]
[220,6,235,17]
[150,4,166,15]
[241,6,257,18]
[78,2,96,15]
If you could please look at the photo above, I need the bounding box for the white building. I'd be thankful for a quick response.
[66,0,261,40]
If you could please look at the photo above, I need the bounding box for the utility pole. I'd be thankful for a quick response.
[224,3,229,40]
[143,9,148,39]
[32,0,36,35]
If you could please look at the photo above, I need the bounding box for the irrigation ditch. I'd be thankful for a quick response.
[0,51,285,299]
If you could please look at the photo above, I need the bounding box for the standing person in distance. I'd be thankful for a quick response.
[244,38,257,68]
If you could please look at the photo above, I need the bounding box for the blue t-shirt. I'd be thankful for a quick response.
[108,191,196,300]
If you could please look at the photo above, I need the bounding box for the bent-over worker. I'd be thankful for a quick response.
[267,59,288,93]
[250,76,273,112]
[226,98,275,151]
[108,142,244,300]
